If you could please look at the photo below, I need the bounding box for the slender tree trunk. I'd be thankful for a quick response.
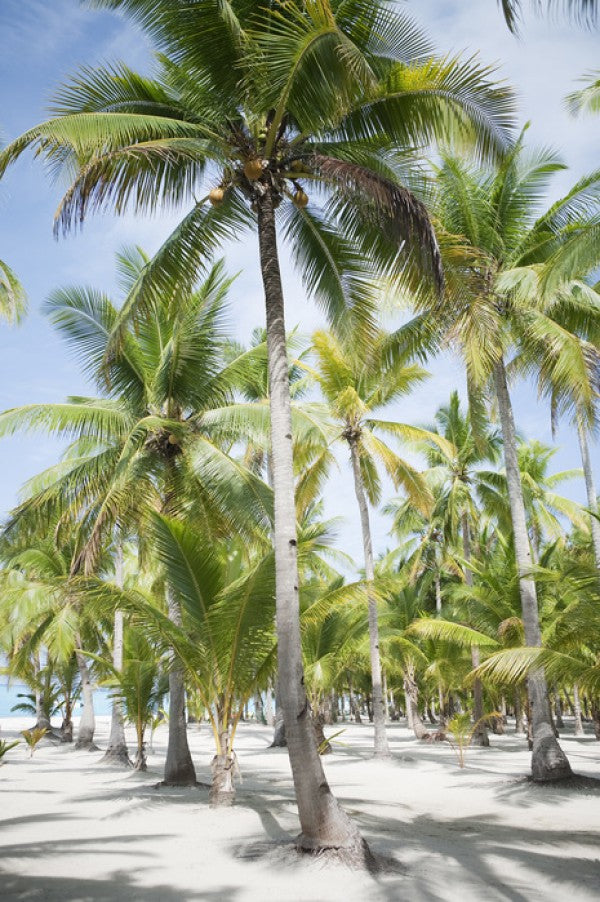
[461,512,489,747]
[348,437,389,757]
[493,359,571,780]
[435,573,442,615]
[382,670,390,723]
[515,689,525,734]
[103,545,131,765]
[577,415,600,570]
[405,687,414,731]
[254,692,266,724]
[348,676,362,724]
[75,636,96,750]
[265,681,275,727]
[257,189,364,855]
[573,683,584,737]
[162,584,197,786]
[403,663,428,740]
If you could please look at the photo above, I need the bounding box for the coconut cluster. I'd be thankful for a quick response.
[207,118,312,212]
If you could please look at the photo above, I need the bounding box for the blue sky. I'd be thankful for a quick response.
[0,0,598,572]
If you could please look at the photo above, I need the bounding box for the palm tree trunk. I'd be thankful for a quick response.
[576,415,600,570]
[573,683,584,737]
[74,638,96,750]
[493,358,571,781]
[265,682,275,727]
[434,573,442,614]
[210,728,236,806]
[461,512,489,747]
[103,544,131,765]
[269,679,287,747]
[515,688,525,734]
[257,188,364,856]
[162,584,197,786]
[348,437,390,757]
[403,662,428,740]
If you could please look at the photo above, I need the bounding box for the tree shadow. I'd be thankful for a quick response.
[0,871,239,901]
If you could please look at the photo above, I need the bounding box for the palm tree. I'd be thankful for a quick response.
[412,135,600,780]
[0,0,515,852]
[307,327,447,755]
[416,392,502,744]
[0,251,272,777]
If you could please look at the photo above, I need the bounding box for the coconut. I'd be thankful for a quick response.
[290,159,304,173]
[244,159,264,181]
[167,434,179,445]
[293,188,309,208]
[208,187,225,206]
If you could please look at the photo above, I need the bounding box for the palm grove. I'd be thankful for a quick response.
[1,0,599,862]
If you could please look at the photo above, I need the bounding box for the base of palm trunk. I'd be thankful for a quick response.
[295,832,375,869]
[471,726,490,747]
[531,725,572,782]
[75,737,99,751]
[269,716,287,747]
[101,743,131,766]
[210,754,236,806]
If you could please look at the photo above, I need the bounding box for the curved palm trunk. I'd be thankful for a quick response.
[75,640,97,750]
[162,584,197,786]
[576,416,600,570]
[493,359,571,781]
[461,513,489,747]
[257,189,364,856]
[348,438,390,757]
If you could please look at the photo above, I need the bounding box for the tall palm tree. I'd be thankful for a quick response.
[307,327,447,756]
[416,392,501,743]
[0,0,514,852]
[412,134,600,780]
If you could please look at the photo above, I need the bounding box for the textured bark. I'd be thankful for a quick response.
[162,585,197,786]
[552,687,564,729]
[348,438,389,757]
[404,664,428,740]
[461,512,489,747]
[210,732,236,806]
[313,706,332,755]
[494,359,571,781]
[573,683,584,737]
[75,640,97,750]
[258,189,364,854]
[577,416,600,570]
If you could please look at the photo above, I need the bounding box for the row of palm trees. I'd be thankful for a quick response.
[1,0,599,862]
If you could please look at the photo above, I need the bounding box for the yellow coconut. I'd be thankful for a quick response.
[244,158,264,181]
[208,187,225,206]
[293,188,309,208]
[290,159,304,173]
[168,434,179,445]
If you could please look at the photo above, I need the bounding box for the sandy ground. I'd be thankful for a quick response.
[0,715,599,902]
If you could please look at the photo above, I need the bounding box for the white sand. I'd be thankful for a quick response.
[0,715,598,901]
